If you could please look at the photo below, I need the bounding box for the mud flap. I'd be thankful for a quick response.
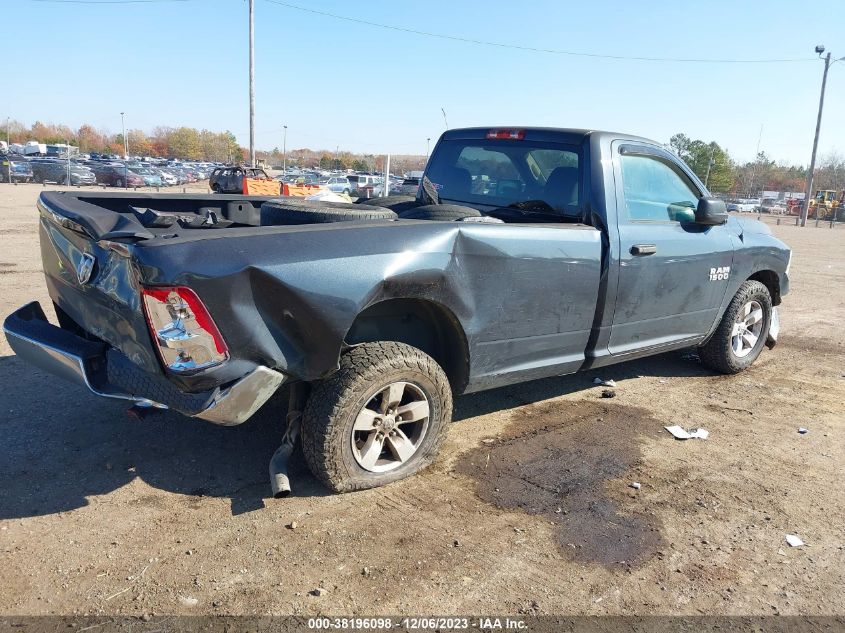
[766,307,780,349]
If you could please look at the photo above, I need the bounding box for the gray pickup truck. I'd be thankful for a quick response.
[4,127,791,496]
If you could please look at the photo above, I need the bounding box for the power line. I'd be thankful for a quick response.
[264,0,814,64]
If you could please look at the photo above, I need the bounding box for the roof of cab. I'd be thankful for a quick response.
[440,126,658,147]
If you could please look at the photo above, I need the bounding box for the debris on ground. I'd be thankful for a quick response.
[601,389,616,399]
[798,428,809,434]
[593,378,617,387]
[287,521,298,530]
[178,596,199,607]
[310,587,327,597]
[785,534,805,548]
[630,482,641,490]
[664,425,709,440]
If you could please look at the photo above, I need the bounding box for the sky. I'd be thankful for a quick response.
[3,0,845,163]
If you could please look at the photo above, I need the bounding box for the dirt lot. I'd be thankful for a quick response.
[0,183,842,617]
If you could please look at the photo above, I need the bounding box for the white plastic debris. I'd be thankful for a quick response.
[593,377,617,387]
[179,596,199,607]
[785,534,805,548]
[798,428,809,434]
[630,482,641,490]
[305,189,351,203]
[664,425,709,440]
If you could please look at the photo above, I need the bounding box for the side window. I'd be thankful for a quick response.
[620,153,700,222]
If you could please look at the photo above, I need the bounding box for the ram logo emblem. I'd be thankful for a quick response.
[709,266,730,281]
[77,253,96,285]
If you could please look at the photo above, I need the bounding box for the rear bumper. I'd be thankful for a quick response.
[3,302,285,425]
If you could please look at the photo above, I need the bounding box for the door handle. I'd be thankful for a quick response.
[630,244,657,256]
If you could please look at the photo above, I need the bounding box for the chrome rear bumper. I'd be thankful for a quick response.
[3,302,284,425]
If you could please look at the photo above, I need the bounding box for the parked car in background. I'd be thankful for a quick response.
[727,199,757,213]
[30,159,96,185]
[347,174,381,194]
[209,166,271,193]
[323,175,353,194]
[88,163,145,188]
[277,173,321,185]
[157,169,179,186]
[759,198,787,214]
[130,166,163,187]
[393,177,420,196]
[1,155,34,182]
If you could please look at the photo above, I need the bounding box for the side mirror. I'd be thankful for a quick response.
[695,197,729,225]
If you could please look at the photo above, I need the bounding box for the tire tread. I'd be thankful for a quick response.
[301,342,452,493]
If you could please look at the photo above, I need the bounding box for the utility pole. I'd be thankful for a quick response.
[248,0,256,168]
[120,112,127,158]
[801,48,832,227]
[5,116,9,146]
[282,125,287,175]
[426,137,430,164]
[335,145,339,171]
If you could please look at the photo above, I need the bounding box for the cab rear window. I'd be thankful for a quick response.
[426,139,580,214]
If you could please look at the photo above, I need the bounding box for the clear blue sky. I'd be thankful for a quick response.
[3,0,844,163]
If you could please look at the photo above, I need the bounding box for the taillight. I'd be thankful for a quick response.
[486,129,525,140]
[141,286,229,373]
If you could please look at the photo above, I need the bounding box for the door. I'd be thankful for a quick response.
[609,143,734,355]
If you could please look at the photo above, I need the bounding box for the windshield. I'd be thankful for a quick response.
[425,138,581,214]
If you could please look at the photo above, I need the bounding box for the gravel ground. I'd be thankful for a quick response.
[0,183,842,617]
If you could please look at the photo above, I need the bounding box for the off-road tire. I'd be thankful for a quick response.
[301,342,453,493]
[261,198,397,225]
[699,280,772,374]
[359,195,420,214]
[398,204,481,221]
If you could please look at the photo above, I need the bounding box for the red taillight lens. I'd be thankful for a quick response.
[486,129,525,140]
[141,286,229,373]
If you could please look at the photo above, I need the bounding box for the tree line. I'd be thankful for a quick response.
[4,119,842,191]
[669,133,844,196]
[3,119,243,163]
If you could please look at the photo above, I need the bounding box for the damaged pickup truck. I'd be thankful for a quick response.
[4,127,791,496]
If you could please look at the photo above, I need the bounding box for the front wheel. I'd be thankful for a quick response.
[301,342,453,493]
[699,280,773,374]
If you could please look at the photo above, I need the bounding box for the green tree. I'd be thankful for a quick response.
[669,134,735,193]
[168,127,202,160]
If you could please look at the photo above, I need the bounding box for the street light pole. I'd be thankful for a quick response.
[283,125,287,175]
[801,48,832,227]
[120,112,127,158]
[248,0,256,168]
[426,137,430,164]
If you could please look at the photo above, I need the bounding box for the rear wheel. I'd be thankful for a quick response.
[301,342,453,492]
[115,178,124,188]
[699,280,772,374]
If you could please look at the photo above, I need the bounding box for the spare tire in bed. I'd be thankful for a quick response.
[356,194,420,214]
[398,204,481,221]
[261,198,397,225]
